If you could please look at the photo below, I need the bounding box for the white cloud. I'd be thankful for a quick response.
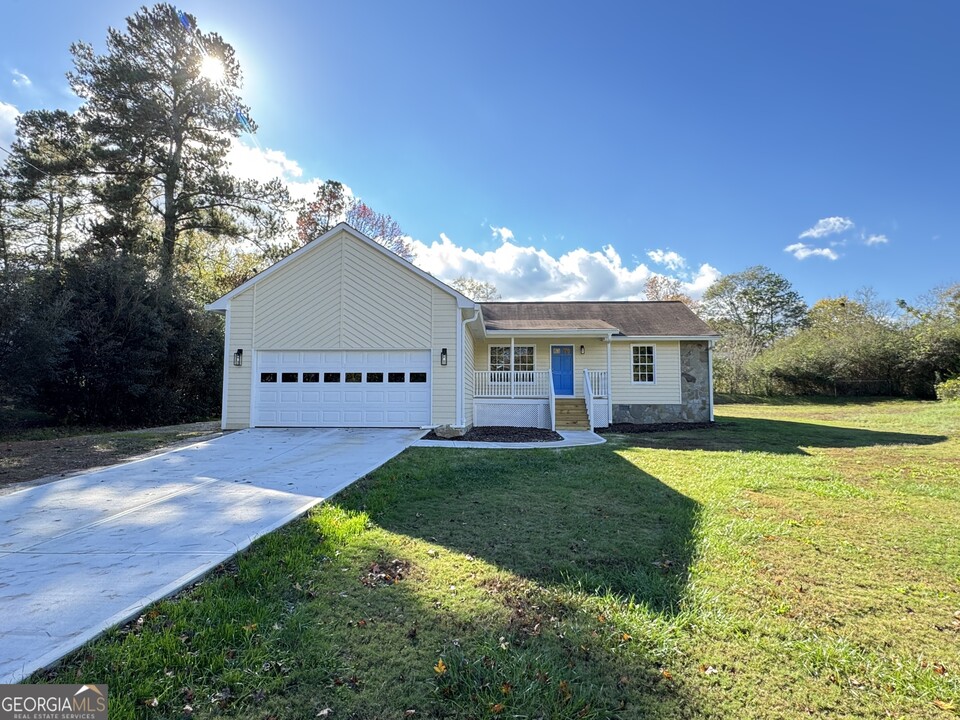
[784,242,839,261]
[864,233,889,246]
[646,248,686,271]
[799,216,854,239]
[226,139,336,201]
[685,263,722,296]
[490,225,514,242]
[11,70,31,88]
[0,100,19,148]
[411,232,719,301]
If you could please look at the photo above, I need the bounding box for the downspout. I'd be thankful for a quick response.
[220,307,231,430]
[708,339,715,422]
[606,336,613,425]
[457,307,481,427]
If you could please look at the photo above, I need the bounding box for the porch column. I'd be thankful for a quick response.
[606,338,613,420]
[510,336,515,398]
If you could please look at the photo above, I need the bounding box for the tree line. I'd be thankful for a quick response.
[694,266,960,400]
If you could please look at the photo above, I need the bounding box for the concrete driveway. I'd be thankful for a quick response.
[0,427,423,683]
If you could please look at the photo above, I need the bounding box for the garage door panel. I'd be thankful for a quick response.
[255,350,431,427]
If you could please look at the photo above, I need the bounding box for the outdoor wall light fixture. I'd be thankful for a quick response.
[579,345,585,355]
[440,348,448,366]
[233,349,243,367]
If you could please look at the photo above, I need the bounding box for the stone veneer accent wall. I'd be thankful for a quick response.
[613,341,712,423]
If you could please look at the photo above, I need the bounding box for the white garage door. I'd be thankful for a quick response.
[254,350,431,427]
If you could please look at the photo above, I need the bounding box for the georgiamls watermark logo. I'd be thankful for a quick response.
[0,684,108,720]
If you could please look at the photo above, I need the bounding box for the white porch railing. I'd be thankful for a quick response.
[586,369,608,397]
[583,369,595,432]
[475,370,550,398]
[549,372,556,431]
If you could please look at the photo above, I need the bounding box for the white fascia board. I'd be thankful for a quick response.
[483,329,617,338]
[204,222,477,311]
[609,335,720,341]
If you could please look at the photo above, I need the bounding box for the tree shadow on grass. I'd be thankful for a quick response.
[607,416,948,456]
[340,447,701,614]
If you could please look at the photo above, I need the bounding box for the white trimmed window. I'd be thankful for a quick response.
[631,345,656,383]
[490,345,535,373]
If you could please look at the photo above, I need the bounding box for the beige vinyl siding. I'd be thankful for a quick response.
[610,341,681,404]
[225,294,254,428]
[462,322,476,426]
[252,232,433,350]
[474,336,609,398]
[253,235,343,349]
[431,289,457,425]
[341,239,432,349]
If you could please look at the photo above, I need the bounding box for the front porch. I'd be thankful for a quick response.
[473,369,610,430]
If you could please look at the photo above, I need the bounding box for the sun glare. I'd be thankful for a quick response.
[199,55,225,83]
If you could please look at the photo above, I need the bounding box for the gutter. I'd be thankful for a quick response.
[456,307,482,427]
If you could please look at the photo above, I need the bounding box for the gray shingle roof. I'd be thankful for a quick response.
[479,301,719,337]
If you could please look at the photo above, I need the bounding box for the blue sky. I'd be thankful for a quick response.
[2,1,958,305]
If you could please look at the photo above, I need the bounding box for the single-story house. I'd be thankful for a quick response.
[206,223,720,432]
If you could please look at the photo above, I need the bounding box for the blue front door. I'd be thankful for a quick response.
[551,345,574,395]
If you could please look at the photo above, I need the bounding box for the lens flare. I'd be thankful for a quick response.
[199,55,225,83]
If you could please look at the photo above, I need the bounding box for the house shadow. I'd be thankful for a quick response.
[606,416,948,456]
[354,449,701,615]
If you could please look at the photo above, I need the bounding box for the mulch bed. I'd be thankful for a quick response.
[597,421,714,434]
[422,426,563,443]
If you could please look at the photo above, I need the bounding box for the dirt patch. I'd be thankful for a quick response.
[597,422,715,434]
[422,426,563,443]
[0,421,222,489]
[360,556,411,587]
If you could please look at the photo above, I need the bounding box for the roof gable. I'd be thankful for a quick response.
[478,301,719,338]
[205,223,474,311]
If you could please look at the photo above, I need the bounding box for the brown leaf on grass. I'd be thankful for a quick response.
[500,682,512,696]
[933,663,947,675]
[621,632,633,642]
[661,669,674,680]
[597,614,606,624]
[933,699,955,712]
[559,680,572,702]
[491,703,506,714]
[360,558,411,587]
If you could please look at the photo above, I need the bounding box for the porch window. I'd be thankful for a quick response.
[631,345,656,383]
[489,345,535,373]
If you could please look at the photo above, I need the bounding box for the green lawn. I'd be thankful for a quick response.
[37,399,960,719]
